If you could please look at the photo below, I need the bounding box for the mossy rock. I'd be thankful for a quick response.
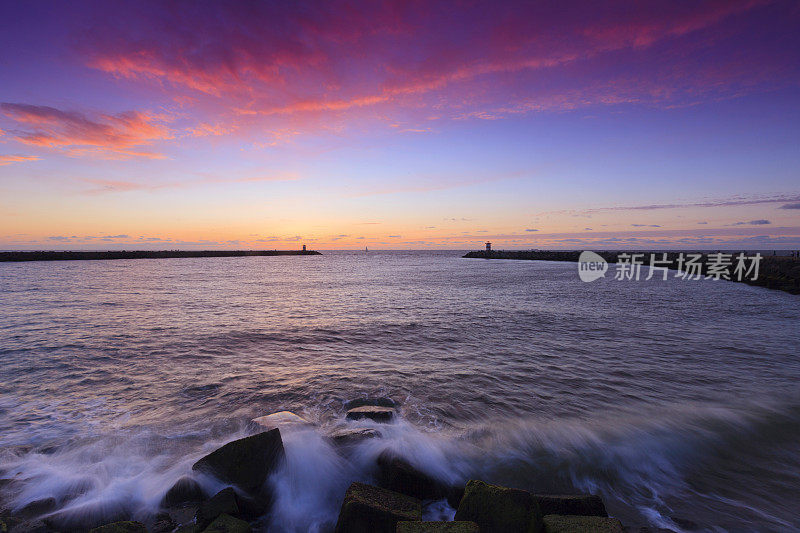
[196,488,240,529]
[543,515,623,533]
[88,521,148,533]
[533,495,607,517]
[396,521,479,532]
[201,513,251,533]
[192,429,285,494]
[334,482,421,533]
[454,480,542,533]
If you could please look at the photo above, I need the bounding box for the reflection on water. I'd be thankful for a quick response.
[1,251,799,531]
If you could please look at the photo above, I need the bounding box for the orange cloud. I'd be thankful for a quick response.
[0,154,40,166]
[0,103,172,159]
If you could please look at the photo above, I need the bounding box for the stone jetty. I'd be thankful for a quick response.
[464,249,800,294]
[0,250,321,262]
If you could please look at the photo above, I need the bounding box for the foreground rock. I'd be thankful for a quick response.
[533,494,607,517]
[330,428,381,446]
[376,452,449,501]
[202,513,251,533]
[397,521,479,532]
[251,411,310,431]
[543,515,623,533]
[88,521,148,533]
[334,482,421,533]
[344,398,398,410]
[192,429,285,494]
[454,480,543,533]
[162,476,207,507]
[196,488,240,529]
[346,406,395,423]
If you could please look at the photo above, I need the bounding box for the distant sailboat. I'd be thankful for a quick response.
[365,246,369,253]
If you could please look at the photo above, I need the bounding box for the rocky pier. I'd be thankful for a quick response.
[463,249,800,294]
[0,250,321,262]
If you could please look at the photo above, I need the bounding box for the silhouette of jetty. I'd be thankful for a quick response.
[0,250,321,262]
[464,249,800,295]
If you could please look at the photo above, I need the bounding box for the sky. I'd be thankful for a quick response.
[1,0,799,250]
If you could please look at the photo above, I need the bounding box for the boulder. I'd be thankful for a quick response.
[396,521,479,532]
[162,477,207,507]
[344,398,398,410]
[330,428,381,446]
[533,495,607,517]
[376,452,448,501]
[201,513,251,533]
[192,429,285,494]
[14,498,56,519]
[251,411,310,431]
[543,515,623,533]
[9,519,52,533]
[334,482,421,533]
[88,521,148,533]
[346,406,395,423]
[151,511,176,533]
[453,480,542,533]
[196,488,239,529]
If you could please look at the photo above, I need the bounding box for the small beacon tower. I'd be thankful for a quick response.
[485,241,492,252]
[302,244,307,252]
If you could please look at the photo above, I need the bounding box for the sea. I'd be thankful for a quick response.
[1,250,799,532]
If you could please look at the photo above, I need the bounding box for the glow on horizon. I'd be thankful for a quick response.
[1,0,799,250]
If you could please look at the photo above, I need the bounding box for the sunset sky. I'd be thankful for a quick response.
[1,0,799,250]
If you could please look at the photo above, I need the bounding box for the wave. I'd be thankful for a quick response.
[2,398,800,531]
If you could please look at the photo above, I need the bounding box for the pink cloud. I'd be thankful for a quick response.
[0,103,172,159]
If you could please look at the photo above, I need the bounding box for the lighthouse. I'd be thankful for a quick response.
[485,241,492,252]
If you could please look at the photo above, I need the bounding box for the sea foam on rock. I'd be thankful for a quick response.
[334,482,421,533]
[192,429,285,495]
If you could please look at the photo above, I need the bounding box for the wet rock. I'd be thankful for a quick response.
[334,482,421,533]
[330,428,381,445]
[165,504,200,528]
[152,511,176,533]
[345,406,395,423]
[447,486,466,509]
[533,494,607,517]
[670,517,700,530]
[201,513,251,533]
[376,452,448,501]
[251,411,310,431]
[344,398,398,410]
[396,521,479,532]
[196,488,239,529]
[162,476,207,507]
[543,515,623,533]
[88,521,148,533]
[14,498,56,519]
[192,429,285,494]
[9,518,52,533]
[453,480,542,533]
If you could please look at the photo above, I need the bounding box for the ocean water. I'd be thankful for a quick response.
[1,250,799,532]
